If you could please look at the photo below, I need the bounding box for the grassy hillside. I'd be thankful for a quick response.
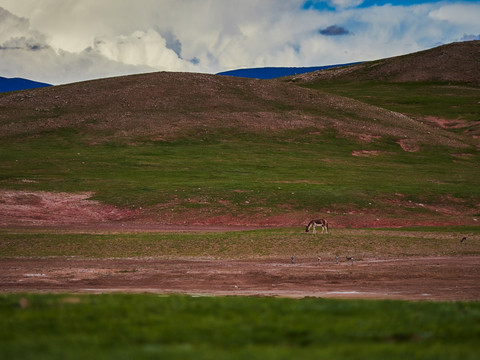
[289,40,480,85]
[0,71,465,147]
[2,125,478,225]
[288,41,480,136]
[297,81,479,132]
[0,42,479,226]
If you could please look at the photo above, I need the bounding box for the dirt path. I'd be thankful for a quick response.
[2,256,479,301]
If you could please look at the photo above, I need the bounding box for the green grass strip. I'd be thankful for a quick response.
[1,227,479,259]
[1,294,479,360]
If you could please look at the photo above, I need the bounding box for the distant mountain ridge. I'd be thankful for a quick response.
[0,77,52,93]
[217,63,361,79]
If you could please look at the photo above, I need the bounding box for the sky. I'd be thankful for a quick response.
[0,0,479,85]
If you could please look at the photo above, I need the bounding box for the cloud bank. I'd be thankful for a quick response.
[0,0,479,84]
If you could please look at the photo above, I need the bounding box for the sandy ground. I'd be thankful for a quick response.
[1,256,479,301]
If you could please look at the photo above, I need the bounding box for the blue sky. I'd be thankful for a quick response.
[304,0,480,10]
[0,0,479,84]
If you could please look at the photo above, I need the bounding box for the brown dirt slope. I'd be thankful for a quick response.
[289,40,480,85]
[0,70,468,148]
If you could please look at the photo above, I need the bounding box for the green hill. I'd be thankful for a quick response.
[288,40,480,85]
[287,40,480,137]
[0,42,479,227]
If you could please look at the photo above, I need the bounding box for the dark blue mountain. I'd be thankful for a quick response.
[217,63,361,79]
[0,77,52,93]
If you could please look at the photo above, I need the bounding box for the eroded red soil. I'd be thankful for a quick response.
[1,189,479,301]
[1,190,478,229]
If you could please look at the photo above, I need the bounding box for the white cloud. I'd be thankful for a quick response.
[0,1,479,84]
[0,6,44,46]
[429,3,480,29]
[0,6,157,84]
[92,30,192,71]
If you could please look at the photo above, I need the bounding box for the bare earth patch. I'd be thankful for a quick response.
[1,256,478,301]
[351,150,382,157]
[424,116,472,130]
[0,190,137,226]
[397,139,420,152]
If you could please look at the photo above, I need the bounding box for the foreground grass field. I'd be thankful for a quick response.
[1,293,480,360]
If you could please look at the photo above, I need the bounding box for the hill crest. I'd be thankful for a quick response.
[0,71,467,149]
[289,41,480,85]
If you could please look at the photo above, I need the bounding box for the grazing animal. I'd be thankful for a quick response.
[346,256,354,264]
[317,256,321,263]
[461,236,467,243]
[335,255,339,264]
[305,219,329,234]
[291,255,295,264]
